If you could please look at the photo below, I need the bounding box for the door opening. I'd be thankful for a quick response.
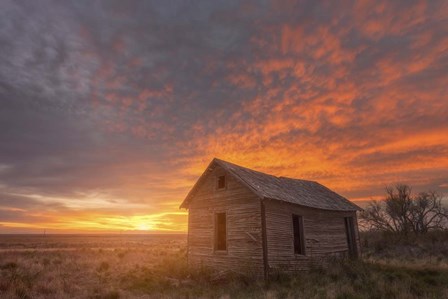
[344,217,358,258]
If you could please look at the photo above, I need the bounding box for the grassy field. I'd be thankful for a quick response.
[1,233,448,298]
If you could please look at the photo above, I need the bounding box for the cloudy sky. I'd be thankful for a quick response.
[1,0,447,233]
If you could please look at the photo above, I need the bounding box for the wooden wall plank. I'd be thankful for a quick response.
[187,165,264,276]
[264,199,360,273]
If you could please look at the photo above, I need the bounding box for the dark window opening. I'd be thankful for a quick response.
[217,175,226,189]
[344,217,358,258]
[292,214,305,255]
[215,212,227,251]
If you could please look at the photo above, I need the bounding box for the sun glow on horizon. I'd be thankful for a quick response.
[0,210,188,234]
[135,222,153,231]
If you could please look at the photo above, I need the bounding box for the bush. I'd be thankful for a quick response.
[97,261,110,272]
[1,262,18,270]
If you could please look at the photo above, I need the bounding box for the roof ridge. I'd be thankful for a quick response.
[279,176,316,183]
[214,158,278,178]
[181,158,362,211]
[213,158,268,198]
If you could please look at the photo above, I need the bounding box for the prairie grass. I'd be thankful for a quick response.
[0,233,447,298]
[360,230,448,268]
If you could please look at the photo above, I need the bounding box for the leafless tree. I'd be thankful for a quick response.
[409,191,448,234]
[360,185,448,235]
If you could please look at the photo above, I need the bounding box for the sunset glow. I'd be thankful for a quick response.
[1,1,447,233]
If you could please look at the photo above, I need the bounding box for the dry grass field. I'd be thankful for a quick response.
[1,233,448,299]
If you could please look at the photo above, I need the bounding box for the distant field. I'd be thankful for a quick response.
[1,233,448,298]
[0,234,186,250]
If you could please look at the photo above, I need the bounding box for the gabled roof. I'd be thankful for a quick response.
[180,158,362,211]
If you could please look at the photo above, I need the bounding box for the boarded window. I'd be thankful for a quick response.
[217,175,226,189]
[292,214,305,255]
[215,212,227,251]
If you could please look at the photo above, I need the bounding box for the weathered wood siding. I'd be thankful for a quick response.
[187,165,264,275]
[264,199,360,272]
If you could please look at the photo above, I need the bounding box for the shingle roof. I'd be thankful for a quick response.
[180,158,362,211]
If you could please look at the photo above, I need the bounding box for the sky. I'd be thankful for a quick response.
[0,0,447,233]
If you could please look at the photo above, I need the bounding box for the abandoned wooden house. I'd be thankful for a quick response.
[180,158,362,278]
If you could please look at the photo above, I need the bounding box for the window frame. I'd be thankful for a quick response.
[292,214,306,255]
[214,211,228,253]
[216,175,227,190]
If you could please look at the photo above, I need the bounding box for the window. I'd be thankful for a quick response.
[217,175,226,189]
[215,212,227,251]
[292,214,305,255]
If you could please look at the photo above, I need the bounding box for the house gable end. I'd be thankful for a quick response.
[179,158,262,209]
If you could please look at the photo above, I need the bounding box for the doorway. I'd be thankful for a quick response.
[344,217,358,258]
